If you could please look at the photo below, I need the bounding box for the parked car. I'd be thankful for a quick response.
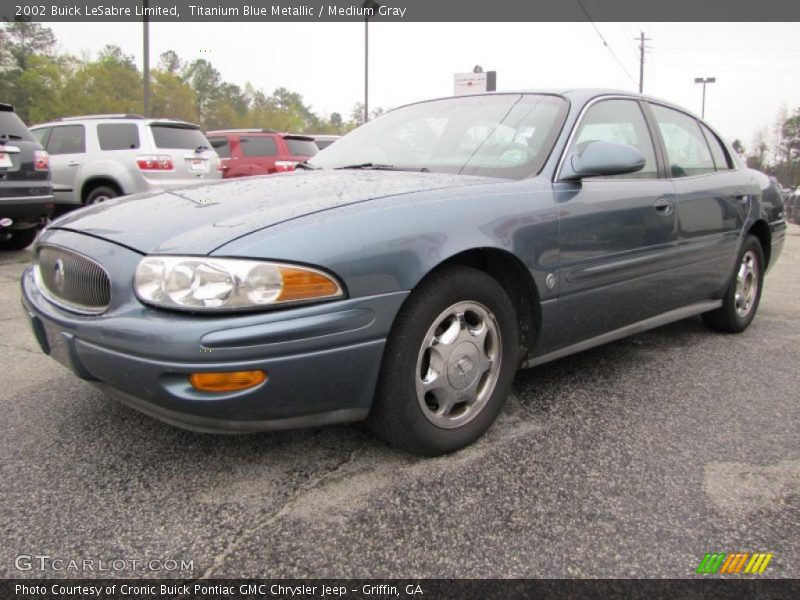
[310,134,341,150]
[206,129,318,178]
[0,102,53,251]
[22,90,786,455]
[30,115,221,209]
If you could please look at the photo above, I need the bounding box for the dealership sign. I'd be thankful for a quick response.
[454,71,497,95]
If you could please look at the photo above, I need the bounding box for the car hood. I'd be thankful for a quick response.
[50,170,495,255]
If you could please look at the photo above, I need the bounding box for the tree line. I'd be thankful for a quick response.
[734,105,800,190]
[0,20,381,134]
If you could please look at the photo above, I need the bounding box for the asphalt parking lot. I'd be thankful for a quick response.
[1,226,798,579]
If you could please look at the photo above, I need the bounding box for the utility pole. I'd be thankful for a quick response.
[143,0,150,117]
[634,31,651,94]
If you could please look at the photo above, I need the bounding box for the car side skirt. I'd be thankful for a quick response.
[523,300,722,369]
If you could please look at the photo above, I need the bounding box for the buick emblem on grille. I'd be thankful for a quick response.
[53,258,65,290]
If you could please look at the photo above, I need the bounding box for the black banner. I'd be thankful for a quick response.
[3,579,800,600]
[2,0,800,22]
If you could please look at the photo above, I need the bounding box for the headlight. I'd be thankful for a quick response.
[134,257,344,311]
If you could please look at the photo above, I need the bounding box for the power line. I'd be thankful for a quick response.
[575,0,638,87]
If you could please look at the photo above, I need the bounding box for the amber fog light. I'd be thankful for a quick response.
[189,370,267,392]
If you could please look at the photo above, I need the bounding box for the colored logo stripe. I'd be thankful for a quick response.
[696,552,773,574]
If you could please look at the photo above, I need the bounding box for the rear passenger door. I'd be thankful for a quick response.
[45,124,86,204]
[553,98,681,347]
[646,103,748,301]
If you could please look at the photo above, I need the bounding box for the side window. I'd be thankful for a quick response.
[97,123,140,151]
[47,125,86,155]
[208,137,231,158]
[31,127,51,146]
[571,99,658,179]
[650,104,715,178]
[699,123,731,171]
[240,136,277,157]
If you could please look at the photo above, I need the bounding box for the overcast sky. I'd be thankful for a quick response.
[46,21,800,148]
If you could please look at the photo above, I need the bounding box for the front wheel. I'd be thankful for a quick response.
[702,234,765,333]
[369,265,520,456]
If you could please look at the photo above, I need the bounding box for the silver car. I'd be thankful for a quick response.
[30,115,221,207]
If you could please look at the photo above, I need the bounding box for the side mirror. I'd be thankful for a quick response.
[560,141,646,181]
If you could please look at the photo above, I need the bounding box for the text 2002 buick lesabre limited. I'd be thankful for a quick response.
[22,90,786,455]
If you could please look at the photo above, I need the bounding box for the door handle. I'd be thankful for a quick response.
[654,197,675,216]
[67,161,80,167]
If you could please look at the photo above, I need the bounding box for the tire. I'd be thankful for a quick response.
[368,265,520,456]
[0,228,38,251]
[84,186,118,205]
[702,234,765,333]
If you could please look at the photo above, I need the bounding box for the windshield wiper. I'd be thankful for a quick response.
[335,162,429,172]
[0,133,23,141]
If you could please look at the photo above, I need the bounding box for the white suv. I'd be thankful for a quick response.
[30,115,221,207]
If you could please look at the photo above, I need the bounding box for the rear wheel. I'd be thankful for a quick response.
[702,234,764,333]
[0,228,37,251]
[84,186,118,205]
[369,265,520,455]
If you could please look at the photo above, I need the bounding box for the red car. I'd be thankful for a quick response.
[206,129,318,178]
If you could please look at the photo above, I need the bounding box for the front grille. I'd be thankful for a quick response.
[36,245,111,314]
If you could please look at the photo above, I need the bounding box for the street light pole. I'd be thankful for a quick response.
[362,0,380,123]
[694,77,716,119]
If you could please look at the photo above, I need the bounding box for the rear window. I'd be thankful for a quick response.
[208,137,231,158]
[240,136,277,157]
[150,124,209,150]
[0,111,35,141]
[285,138,318,157]
[98,123,140,151]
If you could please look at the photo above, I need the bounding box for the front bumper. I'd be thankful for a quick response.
[21,232,407,433]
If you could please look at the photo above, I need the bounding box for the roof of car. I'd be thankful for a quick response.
[207,128,280,135]
[393,88,705,122]
[31,115,201,128]
[207,129,315,141]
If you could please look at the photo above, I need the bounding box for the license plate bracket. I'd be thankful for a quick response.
[188,158,207,173]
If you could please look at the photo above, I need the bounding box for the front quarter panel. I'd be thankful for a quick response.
[215,177,560,300]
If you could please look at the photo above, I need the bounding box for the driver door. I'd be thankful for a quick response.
[550,98,680,349]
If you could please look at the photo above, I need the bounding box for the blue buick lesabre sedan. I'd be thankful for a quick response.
[21,90,786,455]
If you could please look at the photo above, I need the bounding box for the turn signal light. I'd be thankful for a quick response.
[189,370,267,392]
[277,267,342,302]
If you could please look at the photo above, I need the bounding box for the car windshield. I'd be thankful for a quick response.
[309,94,568,179]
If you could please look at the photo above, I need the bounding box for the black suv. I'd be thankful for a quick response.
[0,103,53,251]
